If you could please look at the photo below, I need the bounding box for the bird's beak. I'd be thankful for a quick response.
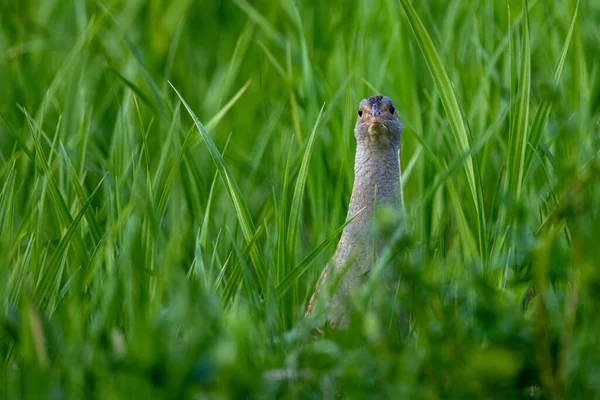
[368,104,385,126]
[367,106,388,137]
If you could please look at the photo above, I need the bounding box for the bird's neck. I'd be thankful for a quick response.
[347,141,400,222]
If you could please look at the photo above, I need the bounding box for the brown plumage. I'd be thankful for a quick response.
[306,95,403,329]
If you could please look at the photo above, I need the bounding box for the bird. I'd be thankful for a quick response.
[306,95,403,329]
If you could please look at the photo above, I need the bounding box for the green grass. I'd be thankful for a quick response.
[1,0,599,397]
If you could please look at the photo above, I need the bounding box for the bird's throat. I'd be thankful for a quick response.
[347,141,401,223]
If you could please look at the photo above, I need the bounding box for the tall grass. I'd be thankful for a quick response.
[1,0,599,397]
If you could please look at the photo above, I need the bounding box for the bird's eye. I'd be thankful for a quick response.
[358,109,363,117]
[389,105,395,114]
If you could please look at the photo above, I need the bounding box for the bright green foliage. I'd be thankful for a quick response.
[1,0,599,398]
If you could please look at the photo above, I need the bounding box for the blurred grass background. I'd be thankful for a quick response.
[1,0,599,397]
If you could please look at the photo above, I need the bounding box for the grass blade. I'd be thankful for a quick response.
[506,1,531,199]
[524,0,579,179]
[277,213,356,299]
[170,82,267,294]
[286,104,325,264]
[398,0,486,258]
[37,174,106,309]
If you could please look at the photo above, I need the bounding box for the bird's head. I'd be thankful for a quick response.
[355,95,402,149]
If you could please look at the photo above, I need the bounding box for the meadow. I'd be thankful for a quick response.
[1,0,599,398]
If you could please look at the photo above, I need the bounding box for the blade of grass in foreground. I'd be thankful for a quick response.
[276,139,294,327]
[157,82,251,218]
[37,173,106,311]
[417,107,506,211]
[170,82,268,295]
[506,1,531,200]
[398,0,486,258]
[222,226,264,305]
[199,169,220,250]
[524,0,579,179]
[0,162,17,245]
[286,104,324,268]
[277,214,357,299]
[24,108,89,267]
[60,144,103,244]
